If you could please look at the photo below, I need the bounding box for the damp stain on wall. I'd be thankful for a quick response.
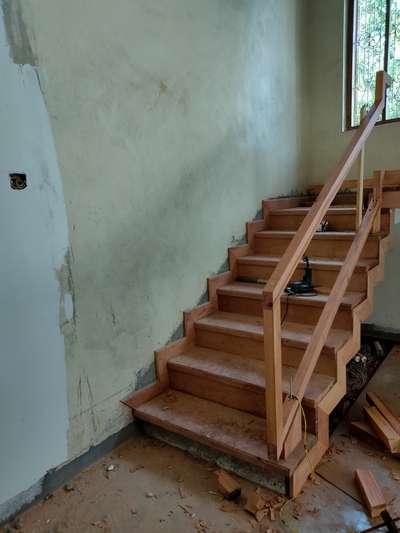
[1,0,36,66]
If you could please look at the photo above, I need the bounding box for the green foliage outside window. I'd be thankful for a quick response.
[351,0,400,125]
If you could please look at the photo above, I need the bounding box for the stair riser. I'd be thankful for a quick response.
[254,236,379,259]
[301,193,357,207]
[169,369,318,433]
[237,263,368,292]
[194,329,337,376]
[218,294,353,329]
[268,212,390,232]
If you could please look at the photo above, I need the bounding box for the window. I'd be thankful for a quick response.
[346,0,400,128]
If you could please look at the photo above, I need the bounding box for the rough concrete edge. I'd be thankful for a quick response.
[142,421,287,496]
[0,422,138,525]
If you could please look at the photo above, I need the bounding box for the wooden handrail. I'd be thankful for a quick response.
[356,105,368,228]
[263,71,391,307]
[263,70,392,459]
[280,197,381,446]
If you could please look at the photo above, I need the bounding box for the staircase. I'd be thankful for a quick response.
[123,71,400,497]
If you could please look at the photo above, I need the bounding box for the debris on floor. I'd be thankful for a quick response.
[216,470,241,501]
[329,338,393,432]
[355,468,387,518]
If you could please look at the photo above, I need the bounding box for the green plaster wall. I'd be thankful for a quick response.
[18,0,310,459]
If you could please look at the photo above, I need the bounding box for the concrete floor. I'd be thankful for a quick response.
[5,348,400,533]
[1,433,381,533]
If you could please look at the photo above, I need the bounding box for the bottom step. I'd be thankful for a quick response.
[133,390,315,481]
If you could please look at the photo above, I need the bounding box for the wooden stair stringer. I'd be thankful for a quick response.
[318,215,393,414]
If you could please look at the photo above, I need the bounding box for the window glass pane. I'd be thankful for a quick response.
[387,0,400,119]
[352,0,386,126]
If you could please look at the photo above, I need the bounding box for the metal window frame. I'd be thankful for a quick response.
[346,0,399,129]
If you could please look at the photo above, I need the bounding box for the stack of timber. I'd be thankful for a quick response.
[350,391,400,456]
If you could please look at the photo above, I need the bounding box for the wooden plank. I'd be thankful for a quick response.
[279,199,380,450]
[366,392,400,435]
[317,347,400,504]
[364,406,400,453]
[355,468,386,518]
[382,190,400,208]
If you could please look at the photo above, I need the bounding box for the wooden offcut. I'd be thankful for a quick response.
[366,392,400,435]
[216,470,241,500]
[245,489,267,517]
[364,406,400,454]
[355,468,386,518]
[350,420,385,450]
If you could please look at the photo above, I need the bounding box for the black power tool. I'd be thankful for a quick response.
[285,256,314,295]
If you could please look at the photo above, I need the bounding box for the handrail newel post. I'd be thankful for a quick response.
[263,292,283,459]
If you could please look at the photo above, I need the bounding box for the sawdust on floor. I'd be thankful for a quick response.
[2,434,378,533]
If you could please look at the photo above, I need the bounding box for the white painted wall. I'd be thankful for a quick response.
[0,7,70,518]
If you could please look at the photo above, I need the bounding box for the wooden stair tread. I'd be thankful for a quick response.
[195,311,351,354]
[256,230,384,240]
[237,254,378,272]
[270,207,357,215]
[133,389,311,472]
[218,282,365,308]
[169,346,334,406]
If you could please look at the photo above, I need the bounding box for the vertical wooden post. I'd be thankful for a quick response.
[264,296,283,459]
[372,170,384,233]
[356,105,368,229]
[374,71,387,103]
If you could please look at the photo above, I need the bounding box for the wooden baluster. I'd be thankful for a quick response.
[356,105,368,229]
[264,296,283,459]
[372,170,384,233]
